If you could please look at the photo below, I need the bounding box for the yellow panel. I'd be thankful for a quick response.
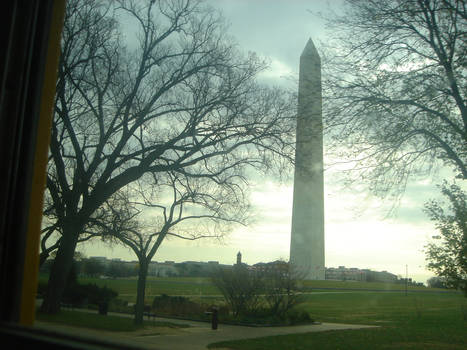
[20,0,66,326]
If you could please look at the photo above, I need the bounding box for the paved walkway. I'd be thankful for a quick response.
[34,314,378,350]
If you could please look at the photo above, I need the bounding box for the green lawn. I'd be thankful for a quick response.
[209,292,467,350]
[38,274,448,304]
[36,309,188,332]
[300,279,446,292]
[37,276,466,348]
[299,292,465,324]
[38,274,220,303]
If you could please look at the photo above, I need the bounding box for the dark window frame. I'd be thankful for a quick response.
[0,1,143,348]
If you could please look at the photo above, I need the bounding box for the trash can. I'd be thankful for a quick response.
[205,308,218,330]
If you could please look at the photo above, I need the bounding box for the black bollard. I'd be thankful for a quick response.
[211,308,218,330]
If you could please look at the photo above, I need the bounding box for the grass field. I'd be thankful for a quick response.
[37,275,466,349]
[38,274,450,304]
[209,292,467,350]
[299,279,445,292]
[38,274,220,303]
[299,292,466,324]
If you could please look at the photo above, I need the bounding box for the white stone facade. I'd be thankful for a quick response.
[290,39,325,280]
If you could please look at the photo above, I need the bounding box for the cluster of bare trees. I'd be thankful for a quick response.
[318,0,466,289]
[212,261,302,320]
[40,0,296,324]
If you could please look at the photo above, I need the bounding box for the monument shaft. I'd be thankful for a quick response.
[290,39,325,280]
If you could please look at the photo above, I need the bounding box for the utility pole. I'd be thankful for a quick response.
[405,264,408,296]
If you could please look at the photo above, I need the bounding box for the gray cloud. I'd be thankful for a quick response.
[209,0,328,75]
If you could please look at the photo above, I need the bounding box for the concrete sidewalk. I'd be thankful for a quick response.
[131,320,377,350]
[34,315,378,350]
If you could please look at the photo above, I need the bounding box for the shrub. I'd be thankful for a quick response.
[217,304,230,318]
[59,283,118,313]
[62,283,88,307]
[85,284,118,305]
[211,265,263,317]
[109,298,132,314]
[262,261,302,319]
[152,294,206,317]
[285,309,313,325]
[212,261,303,321]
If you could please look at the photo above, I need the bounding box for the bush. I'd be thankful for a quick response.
[152,294,207,317]
[109,298,132,314]
[211,265,263,317]
[217,304,230,318]
[85,284,118,305]
[61,283,88,307]
[285,309,313,325]
[262,261,302,319]
[59,283,117,313]
[212,261,303,321]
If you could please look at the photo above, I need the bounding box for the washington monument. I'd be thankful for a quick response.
[290,38,325,280]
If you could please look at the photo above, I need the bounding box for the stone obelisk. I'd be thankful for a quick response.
[290,38,325,280]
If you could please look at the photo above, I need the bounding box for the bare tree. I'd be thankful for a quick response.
[98,171,249,325]
[262,261,301,319]
[41,0,295,314]
[318,0,466,200]
[212,264,264,317]
[212,260,303,320]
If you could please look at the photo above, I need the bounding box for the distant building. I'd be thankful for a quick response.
[252,260,289,274]
[89,256,110,268]
[148,261,179,277]
[326,266,365,281]
[90,256,107,263]
[325,266,397,283]
[65,254,400,283]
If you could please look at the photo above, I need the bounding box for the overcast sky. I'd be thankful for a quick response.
[82,0,457,284]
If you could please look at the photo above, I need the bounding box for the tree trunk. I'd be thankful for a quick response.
[39,250,49,268]
[40,225,80,314]
[134,259,148,325]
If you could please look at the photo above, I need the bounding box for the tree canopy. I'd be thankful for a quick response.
[425,182,467,295]
[40,0,295,314]
[319,0,466,199]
